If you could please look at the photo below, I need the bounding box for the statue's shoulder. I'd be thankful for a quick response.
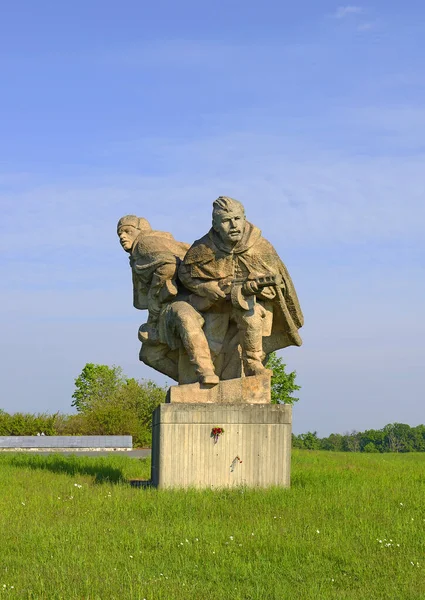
[247,233,287,271]
[254,235,278,254]
[242,225,278,256]
[133,230,188,259]
[184,232,215,265]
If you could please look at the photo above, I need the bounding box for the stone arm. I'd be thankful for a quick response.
[178,262,227,303]
[148,262,180,319]
[132,254,180,318]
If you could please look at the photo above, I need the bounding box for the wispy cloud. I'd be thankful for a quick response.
[357,21,376,32]
[333,5,364,19]
[1,127,424,264]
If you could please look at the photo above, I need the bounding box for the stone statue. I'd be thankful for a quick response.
[117,198,303,386]
[117,215,220,385]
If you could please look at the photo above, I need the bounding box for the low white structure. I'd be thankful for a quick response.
[0,436,132,452]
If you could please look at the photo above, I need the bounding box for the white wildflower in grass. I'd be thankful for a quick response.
[21,502,25,506]
[229,536,234,540]
[377,538,399,549]
[74,484,82,489]
[316,530,320,534]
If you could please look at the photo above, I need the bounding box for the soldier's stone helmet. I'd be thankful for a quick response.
[117,215,152,233]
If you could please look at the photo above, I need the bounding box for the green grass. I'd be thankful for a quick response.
[0,451,424,599]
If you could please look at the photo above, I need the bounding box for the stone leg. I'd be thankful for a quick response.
[170,302,219,385]
[232,303,269,376]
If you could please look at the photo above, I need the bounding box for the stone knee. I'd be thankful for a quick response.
[233,303,266,336]
[170,301,205,337]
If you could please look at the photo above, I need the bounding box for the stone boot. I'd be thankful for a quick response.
[242,350,269,376]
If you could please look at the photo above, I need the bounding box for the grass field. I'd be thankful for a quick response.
[0,450,424,600]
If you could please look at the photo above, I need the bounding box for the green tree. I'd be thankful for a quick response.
[295,431,320,450]
[72,363,124,412]
[384,423,415,453]
[411,425,425,452]
[71,363,167,446]
[266,352,301,404]
[359,428,385,452]
[363,442,379,453]
[320,433,344,451]
[343,430,361,452]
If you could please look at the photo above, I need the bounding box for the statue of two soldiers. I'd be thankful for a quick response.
[117,196,303,385]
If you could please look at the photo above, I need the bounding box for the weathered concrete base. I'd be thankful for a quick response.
[151,403,291,488]
[166,372,271,404]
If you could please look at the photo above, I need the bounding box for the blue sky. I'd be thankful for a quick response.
[1,1,424,435]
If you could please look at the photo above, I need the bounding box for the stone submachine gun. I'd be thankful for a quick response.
[230,273,285,311]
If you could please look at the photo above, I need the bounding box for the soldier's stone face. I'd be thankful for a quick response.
[118,225,139,251]
[214,208,246,245]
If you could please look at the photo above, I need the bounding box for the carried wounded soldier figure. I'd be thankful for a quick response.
[117,215,220,385]
[178,196,304,379]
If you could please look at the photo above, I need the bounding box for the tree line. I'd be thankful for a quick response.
[2,360,423,452]
[0,354,300,447]
[293,424,425,453]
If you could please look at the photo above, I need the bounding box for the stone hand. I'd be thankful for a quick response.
[198,281,227,302]
[257,286,277,300]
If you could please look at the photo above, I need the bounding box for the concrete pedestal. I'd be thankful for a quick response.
[151,403,292,488]
[166,372,271,404]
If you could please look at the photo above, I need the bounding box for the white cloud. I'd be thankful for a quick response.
[357,21,375,31]
[1,130,423,260]
[333,5,364,19]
